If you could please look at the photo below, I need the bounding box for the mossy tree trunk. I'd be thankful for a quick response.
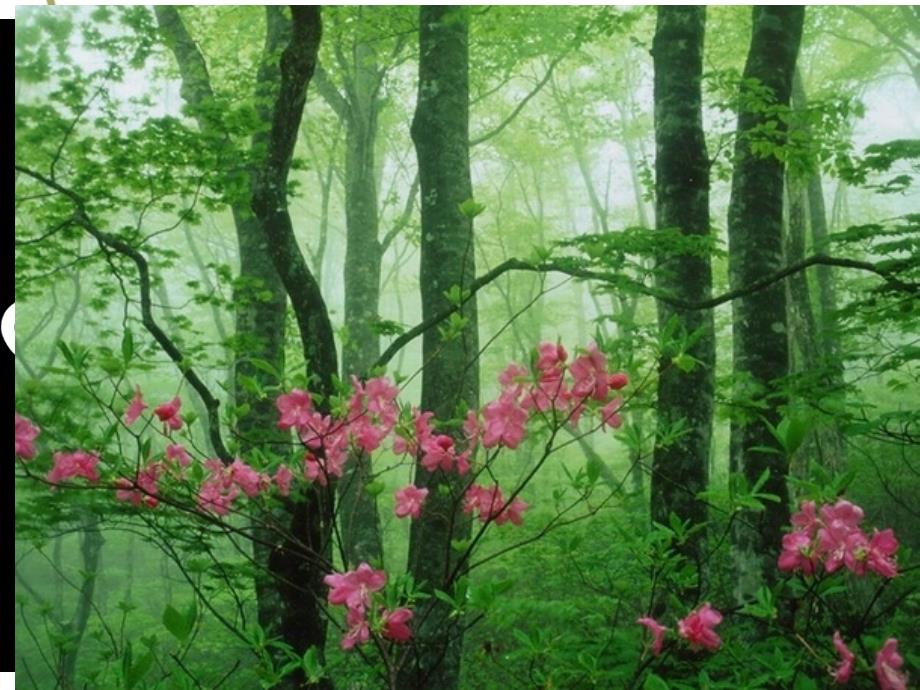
[154,9,293,682]
[727,5,805,603]
[400,7,479,689]
[650,6,715,595]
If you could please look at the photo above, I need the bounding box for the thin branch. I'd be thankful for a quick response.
[380,171,419,254]
[470,53,566,147]
[372,253,916,372]
[15,164,232,463]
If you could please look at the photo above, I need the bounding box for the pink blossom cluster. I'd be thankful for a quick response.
[197,457,288,516]
[831,633,909,689]
[122,387,185,433]
[47,450,101,485]
[636,603,723,656]
[464,483,528,526]
[472,342,629,451]
[275,389,349,486]
[323,563,413,650]
[778,500,899,579]
[394,484,429,519]
[15,413,41,460]
[392,407,471,475]
[116,462,162,508]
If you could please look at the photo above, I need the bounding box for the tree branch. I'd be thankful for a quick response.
[470,53,565,147]
[372,253,916,372]
[312,62,351,121]
[15,164,232,463]
[380,170,419,253]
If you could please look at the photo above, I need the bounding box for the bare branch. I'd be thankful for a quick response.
[373,253,916,372]
[15,164,232,463]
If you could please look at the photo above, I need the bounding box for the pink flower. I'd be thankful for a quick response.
[818,519,860,575]
[778,531,818,576]
[324,562,387,612]
[832,631,855,685]
[498,362,529,391]
[600,397,624,431]
[494,496,528,526]
[393,408,434,456]
[821,498,863,530]
[123,386,148,426]
[154,396,183,431]
[608,372,629,390]
[875,639,908,690]
[276,389,314,431]
[637,616,667,656]
[381,607,413,642]
[229,458,270,498]
[15,413,40,460]
[197,460,240,516]
[464,484,528,526]
[394,485,429,519]
[115,462,161,508]
[47,450,101,485]
[274,464,294,496]
[347,376,399,453]
[420,434,460,473]
[304,452,346,486]
[791,500,819,535]
[165,443,192,468]
[677,603,722,651]
[536,341,567,373]
[341,607,370,650]
[481,391,528,449]
[864,529,899,578]
[522,371,571,415]
[463,409,481,449]
[569,343,609,401]
[349,376,399,424]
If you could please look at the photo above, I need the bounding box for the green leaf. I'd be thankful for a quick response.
[433,589,456,608]
[671,352,697,373]
[643,673,669,690]
[458,197,486,218]
[585,456,602,485]
[364,480,385,497]
[301,646,325,683]
[121,329,134,362]
[162,602,194,642]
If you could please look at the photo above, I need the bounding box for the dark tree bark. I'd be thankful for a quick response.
[250,9,338,690]
[154,8,294,678]
[650,6,715,593]
[727,6,805,602]
[399,7,479,690]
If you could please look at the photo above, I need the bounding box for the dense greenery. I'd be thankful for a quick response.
[14,5,919,690]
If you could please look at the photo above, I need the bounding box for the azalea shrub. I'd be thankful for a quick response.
[14,340,915,688]
[15,340,634,685]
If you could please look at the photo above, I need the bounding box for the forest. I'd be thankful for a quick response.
[12,5,920,690]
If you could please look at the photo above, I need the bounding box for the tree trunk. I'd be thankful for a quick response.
[154,8,294,682]
[322,36,387,566]
[159,8,334,688]
[792,72,847,471]
[650,6,715,593]
[58,515,103,689]
[251,10,338,690]
[727,6,804,603]
[400,8,479,689]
